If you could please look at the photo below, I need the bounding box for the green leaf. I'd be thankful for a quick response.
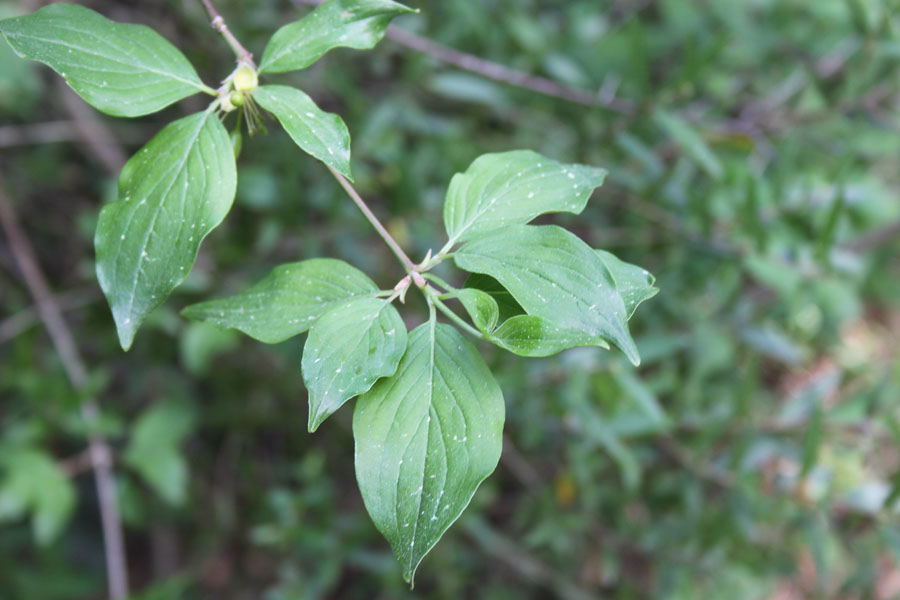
[303,297,407,432]
[443,150,606,246]
[259,0,415,74]
[0,3,212,117]
[652,109,723,180]
[455,224,640,365]
[95,110,237,350]
[489,315,607,357]
[449,288,499,334]
[463,273,525,323]
[595,250,658,318]
[123,401,195,506]
[182,259,379,343]
[179,321,240,376]
[254,85,352,178]
[0,450,75,545]
[427,274,498,334]
[801,404,824,477]
[354,321,504,584]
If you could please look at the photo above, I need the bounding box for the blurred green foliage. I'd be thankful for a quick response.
[1,0,900,598]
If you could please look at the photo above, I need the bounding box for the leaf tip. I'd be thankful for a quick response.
[402,562,419,589]
[308,398,332,433]
[307,412,323,433]
[617,333,641,367]
[114,318,136,352]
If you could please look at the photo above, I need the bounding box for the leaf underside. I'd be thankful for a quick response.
[490,315,608,357]
[95,111,237,350]
[354,322,505,584]
[0,3,209,117]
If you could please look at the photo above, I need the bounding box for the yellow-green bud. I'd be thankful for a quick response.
[233,65,258,93]
[230,91,245,107]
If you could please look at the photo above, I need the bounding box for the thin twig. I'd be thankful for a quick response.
[0,181,129,599]
[59,447,103,478]
[292,0,635,114]
[200,0,256,67]
[461,517,596,600]
[0,120,148,149]
[385,25,634,114]
[60,84,128,173]
[0,285,98,344]
[325,165,417,272]
[425,285,485,339]
[844,219,900,253]
[501,434,544,490]
[655,436,736,489]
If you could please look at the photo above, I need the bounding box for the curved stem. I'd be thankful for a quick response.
[0,182,128,598]
[422,272,454,294]
[325,165,417,273]
[424,285,485,339]
[426,293,436,326]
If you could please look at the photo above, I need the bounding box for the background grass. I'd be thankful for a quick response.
[1,0,900,598]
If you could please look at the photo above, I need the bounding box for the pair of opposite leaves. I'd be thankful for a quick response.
[0,0,659,583]
[0,0,416,348]
[182,150,658,582]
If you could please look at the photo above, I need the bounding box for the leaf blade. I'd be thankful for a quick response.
[463,273,525,323]
[595,249,658,318]
[95,110,237,350]
[303,297,407,431]
[652,109,723,180]
[443,150,606,245]
[455,224,641,365]
[0,3,210,117]
[490,315,608,357]
[354,322,505,583]
[0,450,75,546]
[450,288,499,334]
[259,0,415,74]
[123,401,196,506]
[181,258,379,343]
[254,85,352,178]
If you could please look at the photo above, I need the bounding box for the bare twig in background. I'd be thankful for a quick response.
[384,25,635,114]
[501,434,544,490]
[0,181,129,599]
[0,120,153,149]
[655,436,736,489]
[292,0,635,114]
[58,447,100,478]
[845,219,900,253]
[462,518,596,600]
[0,285,98,343]
[59,84,127,173]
